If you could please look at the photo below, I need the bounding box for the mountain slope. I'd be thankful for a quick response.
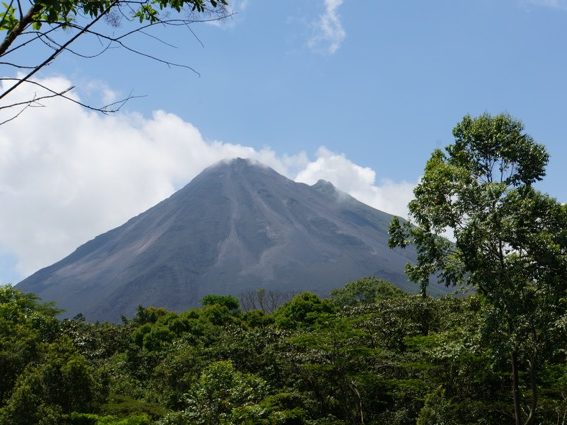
[17,158,448,321]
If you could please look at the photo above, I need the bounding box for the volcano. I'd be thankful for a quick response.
[17,158,448,321]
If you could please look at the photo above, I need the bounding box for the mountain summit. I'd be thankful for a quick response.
[17,158,443,321]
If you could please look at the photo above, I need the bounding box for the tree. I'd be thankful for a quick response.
[330,277,404,308]
[0,337,103,424]
[0,0,228,124]
[0,286,60,405]
[389,113,567,425]
[273,292,335,330]
[201,294,240,312]
[416,386,458,425]
[159,360,269,425]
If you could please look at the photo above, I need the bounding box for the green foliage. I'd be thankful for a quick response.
[389,113,567,424]
[69,413,151,425]
[132,306,169,325]
[241,309,274,327]
[416,387,457,425]
[274,292,335,330]
[0,286,60,404]
[101,396,167,420]
[0,338,103,424]
[201,294,240,312]
[160,360,269,424]
[138,325,175,352]
[0,1,227,33]
[330,276,404,307]
[0,2,18,32]
[1,280,565,424]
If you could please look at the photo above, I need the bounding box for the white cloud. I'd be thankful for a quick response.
[0,76,413,281]
[308,0,346,54]
[295,147,415,218]
[83,80,120,106]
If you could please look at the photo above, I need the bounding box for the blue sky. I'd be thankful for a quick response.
[59,0,567,194]
[1,0,566,283]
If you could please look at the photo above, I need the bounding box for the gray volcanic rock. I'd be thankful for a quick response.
[17,158,448,321]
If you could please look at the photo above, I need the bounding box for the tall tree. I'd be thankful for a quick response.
[389,113,567,425]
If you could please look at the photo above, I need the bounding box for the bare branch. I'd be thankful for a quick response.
[138,29,179,48]
[38,28,114,59]
[3,24,65,56]
[63,21,202,74]
[16,0,23,20]
[185,21,204,48]
[0,101,34,126]
[0,77,142,113]
[0,85,74,111]
[0,61,36,69]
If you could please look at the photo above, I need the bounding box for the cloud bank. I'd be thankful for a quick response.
[308,0,346,54]
[296,148,415,218]
[0,76,414,281]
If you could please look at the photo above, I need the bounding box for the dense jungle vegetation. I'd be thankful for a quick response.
[0,278,565,425]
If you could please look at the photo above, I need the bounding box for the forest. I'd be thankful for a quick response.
[0,277,565,425]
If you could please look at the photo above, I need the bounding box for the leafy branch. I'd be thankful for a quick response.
[0,0,230,124]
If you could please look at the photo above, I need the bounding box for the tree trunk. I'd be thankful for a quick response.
[511,350,522,425]
[523,359,538,425]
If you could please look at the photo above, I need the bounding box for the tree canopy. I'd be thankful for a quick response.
[389,113,567,425]
[1,273,566,424]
